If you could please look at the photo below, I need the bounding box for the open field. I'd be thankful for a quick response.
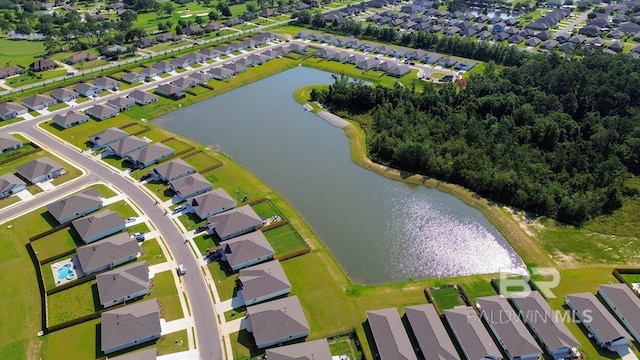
[0,38,45,68]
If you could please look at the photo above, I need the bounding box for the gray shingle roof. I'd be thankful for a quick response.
[444,306,501,360]
[72,209,125,242]
[367,308,417,360]
[50,87,78,101]
[239,260,290,303]
[128,89,158,103]
[101,299,161,353]
[405,304,460,360]
[109,136,148,156]
[16,157,64,182]
[89,127,129,146]
[264,338,331,360]
[77,233,140,273]
[127,143,174,165]
[87,104,118,118]
[169,173,211,198]
[477,296,541,358]
[511,291,580,353]
[191,188,236,218]
[46,188,101,223]
[247,295,310,348]
[152,158,194,181]
[74,82,101,94]
[94,76,120,89]
[22,94,55,108]
[0,173,26,194]
[96,261,149,305]
[598,284,640,341]
[0,133,21,150]
[566,292,631,346]
[223,231,274,270]
[0,101,27,117]
[107,96,135,109]
[53,111,89,127]
[207,204,263,239]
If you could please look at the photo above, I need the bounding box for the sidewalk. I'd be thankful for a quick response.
[219,317,249,335]
[161,317,193,335]
[215,295,244,314]
[157,350,198,360]
[149,262,174,278]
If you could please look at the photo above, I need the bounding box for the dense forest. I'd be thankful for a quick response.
[312,50,640,224]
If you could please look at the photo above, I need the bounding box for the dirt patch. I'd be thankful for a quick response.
[552,251,579,268]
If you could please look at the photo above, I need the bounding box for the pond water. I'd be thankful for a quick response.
[155,67,524,284]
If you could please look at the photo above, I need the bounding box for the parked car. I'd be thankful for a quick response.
[206,248,222,261]
[173,205,185,214]
[177,264,186,275]
[134,232,145,241]
[195,225,208,233]
[126,217,137,223]
[140,173,152,181]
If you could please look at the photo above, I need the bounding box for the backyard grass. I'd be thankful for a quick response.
[428,286,464,312]
[149,270,183,321]
[123,122,150,136]
[182,150,222,172]
[6,69,68,87]
[31,227,79,261]
[622,274,640,283]
[250,199,284,220]
[0,38,45,68]
[263,224,308,257]
[140,238,166,266]
[162,137,193,153]
[329,336,362,359]
[47,281,98,325]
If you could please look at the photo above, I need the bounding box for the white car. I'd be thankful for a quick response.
[178,264,186,275]
[126,217,137,223]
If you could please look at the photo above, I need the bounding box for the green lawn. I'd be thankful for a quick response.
[428,286,464,313]
[0,38,45,69]
[329,336,362,359]
[193,233,216,256]
[0,195,20,209]
[251,200,284,220]
[31,227,79,261]
[149,270,183,321]
[162,137,192,153]
[140,238,166,266]
[224,307,246,322]
[5,69,68,88]
[144,180,175,202]
[622,274,640,283]
[106,200,138,220]
[182,150,222,172]
[208,261,237,302]
[47,281,98,325]
[123,122,150,136]
[263,224,307,257]
[0,141,37,163]
[47,102,69,111]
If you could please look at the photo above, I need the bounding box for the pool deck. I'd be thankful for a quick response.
[50,257,85,286]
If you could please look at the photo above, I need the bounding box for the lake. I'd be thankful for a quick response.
[155,67,524,284]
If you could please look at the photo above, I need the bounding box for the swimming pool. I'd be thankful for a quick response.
[56,263,75,281]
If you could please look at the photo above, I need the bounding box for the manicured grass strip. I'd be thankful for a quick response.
[40,319,99,360]
[47,103,69,111]
[182,150,222,172]
[263,224,308,257]
[91,184,117,198]
[106,200,138,220]
[157,329,189,355]
[622,274,640,283]
[140,238,166,266]
[144,180,174,202]
[126,223,150,236]
[0,195,20,209]
[429,286,464,312]
[207,261,237,302]
[193,234,216,257]
[161,138,192,153]
[251,200,284,221]
[224,307,246,322]
[151,270,183,321]
[31,227,78,261]
[47,281,98,325]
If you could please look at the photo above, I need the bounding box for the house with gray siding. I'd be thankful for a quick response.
[52,111,89,129]
[247,296,310,349]
[367,308,417,360]
[169,173,211,200]
[76,233,141,275]
[22,94,56,110]
[107,135,148,158]
[50,88,79,102]
[0,134,22,154]
[238,260,291,306]
[209,67,234,80]
[16,157,65,183]
[47,188,102,224]
[222,231,274,271]
[444,306,502,360]
[0,102,28,120]
[126,143,174,168]
[405,304,460,360]
[191,188,236,220]
[140,66,161,79]
[598,284,640,343]
[93,77,120,91]
[206,204,264,240]
[565,292,631,351]
[86,104,119,120]
[89,127,129,148]
[101,299,161,354]
[477,296,542,360]
[0,173,26,199]
[265,339,331,360]
[74,82,102,97]
[96,261,149,308]
[121,72,145,84]
[72,209,126,243]
[511,291,580,359]
[106,97,135,112]
[151,158,195,183]
[127,90,158,105]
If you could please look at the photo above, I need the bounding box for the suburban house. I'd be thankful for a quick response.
[287,43,308,54]
[101,299,161,354]
[22,94,56,110]
[0,65,24,79]
[151,158,195,183]
[53,111,89,129]
[29,59,57,72]
[93,77,120,91]
[0,174,26,199]
[213,45,232,55]
[127,90,158,105]
[185,52,207,64]
[190,188,236,220]
[444,306,502,360]
[367,308,418,360]
[126,143,175,168]
[264,339,331,360]
[156,33,178,42]
[0,102,28,120]
[357,58,379,71]
[106,97,135,112]
[565,292,631,351]
[96,261,149,308]
[238,260,291,306]
[72,209,126,243]
[16,157,65,183]
[222,62,246,75]
[387,65,411,78]
[85,104,119,120]
[136,38,154,49]
[89,127,129,148]
[188,72,213,84]
[169,173,211,200]
[74,82,102,97]
[598,284,640,343]
[140,66,161,79]
[206,204,264,241]
[76,232,141,275]
[170,77,197,89]
[121,72,146,84]
[199,48,220,59]
[0,134,22,154]
[65,51,98,65]
[155,84,185,100]
[511,291,580,359]
[152,61,176,73]
[476,296,542,360]
[108,348,156,360]
[405,304,461,360]
[170,57,192,69]
[221,231,274,271]
[50,88,79,102]
[46,188,103,224]
[246,296,310,349]
[252,32,278,44]
[107,135,149,158]
[209,67,234,80]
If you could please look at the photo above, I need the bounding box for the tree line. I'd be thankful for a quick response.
[311,50,640,224]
